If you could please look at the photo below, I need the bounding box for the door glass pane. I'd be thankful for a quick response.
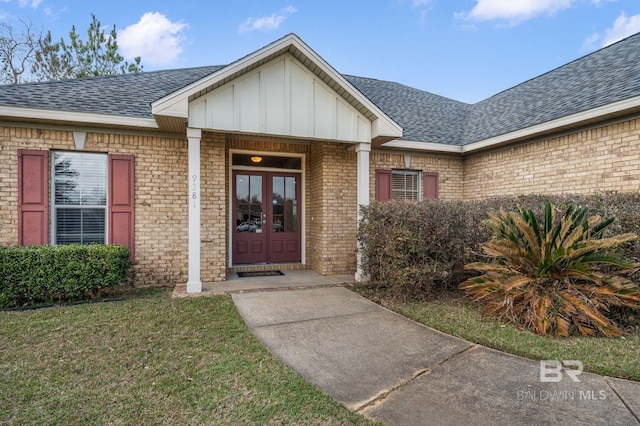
[272,175,297,233]
[250,176,262,203]
[284,177,296,232]
[285,177,296,202]
[250,175,263,233]
[272,176,284,233]
[236,175,249,202]
[235,174,262,233]
[272,176,284,203]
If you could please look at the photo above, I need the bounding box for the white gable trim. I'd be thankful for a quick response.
[151,33,402,141]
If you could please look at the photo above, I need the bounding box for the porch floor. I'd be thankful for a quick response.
[172,269,357,297]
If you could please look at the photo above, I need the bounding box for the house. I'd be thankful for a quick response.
[2,32,640,293]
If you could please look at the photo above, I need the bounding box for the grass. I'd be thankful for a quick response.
[355,286,640,382]
[0,288,376,425]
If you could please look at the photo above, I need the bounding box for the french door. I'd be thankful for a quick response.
[232,171,301,264]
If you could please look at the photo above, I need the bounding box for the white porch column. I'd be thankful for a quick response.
[355,142,371,282]
[187,127,202,293]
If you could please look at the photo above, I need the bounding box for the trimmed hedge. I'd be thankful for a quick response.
[0,244,130,308]
[358,192,640,297]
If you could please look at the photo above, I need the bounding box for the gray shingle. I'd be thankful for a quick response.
[344,75,472,145]
[0,65,224,118]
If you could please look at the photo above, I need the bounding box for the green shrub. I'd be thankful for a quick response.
[358,200,467,297]
[0,244,130,308]
[357,192,640,303]
[460,203,640,337]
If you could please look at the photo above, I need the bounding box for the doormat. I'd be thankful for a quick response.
[237,270,285,278]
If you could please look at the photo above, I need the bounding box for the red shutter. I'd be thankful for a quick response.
[423,172,439,200]
[375,169,392,201]
[109,154,135,260]
[18,149,49,246]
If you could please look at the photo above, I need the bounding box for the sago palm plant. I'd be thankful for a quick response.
[460,203,640,337]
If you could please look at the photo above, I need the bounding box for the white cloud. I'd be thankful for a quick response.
[460,0,573,24]
[596,12,640,47]
[17,0,42,8]
[239,6,297,34]
[118,12,188,67]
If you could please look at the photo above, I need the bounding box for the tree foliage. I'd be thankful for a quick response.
[0,14,143,83]
[32,14,143,81]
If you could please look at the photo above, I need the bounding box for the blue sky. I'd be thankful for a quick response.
[2,0,640,103]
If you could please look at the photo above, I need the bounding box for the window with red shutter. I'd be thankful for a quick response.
[52,152,107,244]
[376,168,439,201]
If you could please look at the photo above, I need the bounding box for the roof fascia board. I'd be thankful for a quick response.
[381,139,462,153]
[463,95,640,153]
[151,34,402,139]
[0,105,158,129]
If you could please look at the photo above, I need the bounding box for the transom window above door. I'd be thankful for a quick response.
[232,153,301,170]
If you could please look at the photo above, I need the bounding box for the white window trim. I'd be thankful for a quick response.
[50,151,109,245]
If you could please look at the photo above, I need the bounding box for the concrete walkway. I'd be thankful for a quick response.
[233,286,640,426]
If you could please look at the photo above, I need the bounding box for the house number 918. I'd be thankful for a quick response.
[191,174,198,206]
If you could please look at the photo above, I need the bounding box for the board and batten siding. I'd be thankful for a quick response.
[188,54,371,143]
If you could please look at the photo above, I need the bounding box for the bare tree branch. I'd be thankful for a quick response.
[0,18,42,84]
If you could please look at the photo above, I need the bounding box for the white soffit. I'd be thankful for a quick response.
[151,33,402,141]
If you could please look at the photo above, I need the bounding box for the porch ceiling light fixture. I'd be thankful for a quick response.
[250,156,263,163]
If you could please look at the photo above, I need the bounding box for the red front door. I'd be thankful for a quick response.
[233,171,301,264]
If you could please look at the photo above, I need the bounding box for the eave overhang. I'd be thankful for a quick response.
[380,94,640,155]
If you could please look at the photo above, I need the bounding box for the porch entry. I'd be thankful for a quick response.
[233,170,301,264]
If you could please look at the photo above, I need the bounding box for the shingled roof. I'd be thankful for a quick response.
[0,32,639,147]
[0,65,224,119]
[462,31,640,145]
[344,75,472,145]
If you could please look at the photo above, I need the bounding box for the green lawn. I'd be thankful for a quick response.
[356,287,640,382]
[0,289,376,425]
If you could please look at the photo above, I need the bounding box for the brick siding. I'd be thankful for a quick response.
[0,127,189,287]
[463,118,640,199]
[4,115,639,287]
